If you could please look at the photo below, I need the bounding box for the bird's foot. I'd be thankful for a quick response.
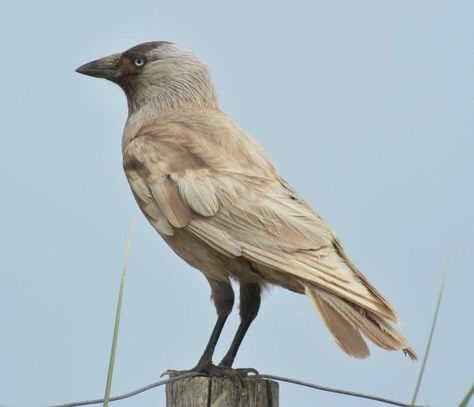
[162,362,258,382]
[218,365,259,378]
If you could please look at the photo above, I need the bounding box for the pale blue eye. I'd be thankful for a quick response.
[134,58,145,67]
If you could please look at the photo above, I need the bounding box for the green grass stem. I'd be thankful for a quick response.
[410,269,446,406]
[458,383,473,407]
[103,222,134,407]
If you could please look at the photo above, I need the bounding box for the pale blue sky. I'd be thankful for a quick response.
[1,1,473,406]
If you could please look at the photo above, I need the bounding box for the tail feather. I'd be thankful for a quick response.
[306,287,369,358]
[305,286,417,360]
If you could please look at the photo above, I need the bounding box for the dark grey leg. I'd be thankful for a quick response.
[195,278,235,369]
[219,282,261,368]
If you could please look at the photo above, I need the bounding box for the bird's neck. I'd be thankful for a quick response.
[121,99,219,153]
[122,102,158,152]
[125,78,219,117]
[122,78,219,151]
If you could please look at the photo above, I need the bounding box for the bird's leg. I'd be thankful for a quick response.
[193,279,234,371]
[218,282,261,376]
[163,278,234,377]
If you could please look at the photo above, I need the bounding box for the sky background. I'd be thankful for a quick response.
[1,1,473,406]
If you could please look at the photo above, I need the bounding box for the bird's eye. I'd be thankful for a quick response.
[133,58,145,67]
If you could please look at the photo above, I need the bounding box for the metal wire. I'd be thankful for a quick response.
[42,372,429,407]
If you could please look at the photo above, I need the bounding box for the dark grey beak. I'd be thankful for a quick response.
[75,53,122,80]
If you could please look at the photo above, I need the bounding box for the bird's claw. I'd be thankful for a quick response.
[216,366,259,387]
[161,364,259,385]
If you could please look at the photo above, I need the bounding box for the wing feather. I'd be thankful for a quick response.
[148,175,193,228]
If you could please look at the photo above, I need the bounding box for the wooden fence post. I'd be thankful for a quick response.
[166,376,279,407]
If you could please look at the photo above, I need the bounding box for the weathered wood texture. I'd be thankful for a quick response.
[166,377,279,407]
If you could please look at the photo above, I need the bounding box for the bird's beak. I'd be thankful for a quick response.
[75,53,122,80]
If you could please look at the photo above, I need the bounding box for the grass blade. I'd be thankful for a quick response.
[103,222,134,407]
[410,269,446,406]
[458,383,474,407]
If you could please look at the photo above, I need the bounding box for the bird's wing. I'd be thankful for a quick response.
[123,111,397,321]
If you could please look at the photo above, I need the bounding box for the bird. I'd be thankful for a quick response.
[76,41,417,376]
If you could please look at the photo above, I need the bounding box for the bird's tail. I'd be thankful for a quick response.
[305,286,417,360]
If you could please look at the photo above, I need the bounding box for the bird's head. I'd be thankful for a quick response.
[76,41,218,114]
